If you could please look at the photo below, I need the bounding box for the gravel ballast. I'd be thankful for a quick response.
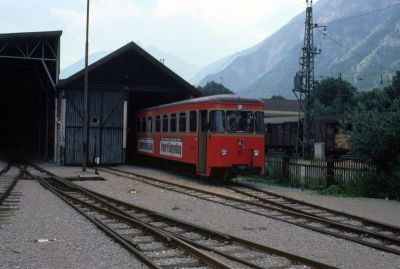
[39,163,400,269]
[0,179,147,269]
[241,181,400,227]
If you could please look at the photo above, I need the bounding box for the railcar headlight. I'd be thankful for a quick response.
[253,149,260,157]
[221,149,228,156]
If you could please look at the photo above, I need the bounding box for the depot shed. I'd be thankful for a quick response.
[57,42,201,165]
[0,31,61,160]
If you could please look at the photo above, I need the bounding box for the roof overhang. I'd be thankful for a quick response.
[0,30,62,88]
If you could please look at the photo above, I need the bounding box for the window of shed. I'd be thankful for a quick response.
[170,114,177,132]
[141,118,146,133]
[179,112,187,132]
[155,116,161,132]
[162,115,168,132]
[189,111,197,132]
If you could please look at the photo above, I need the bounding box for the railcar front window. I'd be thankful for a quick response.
[226,111,254,133]
[210,110,225,133]
[255,111,264,134]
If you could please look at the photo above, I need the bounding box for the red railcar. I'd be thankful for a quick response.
[135,95,265,178]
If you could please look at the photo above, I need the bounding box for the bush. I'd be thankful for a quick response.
[319,170,399,199]
[383,166,400,200]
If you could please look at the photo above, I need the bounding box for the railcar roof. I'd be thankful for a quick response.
[138,94,263,113]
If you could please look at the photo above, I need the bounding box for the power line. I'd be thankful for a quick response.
[320,1,400,25]
[185,1,400,58]
[317,30,392,72]
[182,2,304,56]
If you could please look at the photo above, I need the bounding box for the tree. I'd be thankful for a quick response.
[385,71,400,100]
[270,95,286,100]
[351,88,390,112]
[311,77,357,115]
[197,81,234,96]
[345,71,400,198]
[347,99,400,172]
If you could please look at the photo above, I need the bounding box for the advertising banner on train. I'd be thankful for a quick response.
[138,137,154,153]
[160,138,182,158]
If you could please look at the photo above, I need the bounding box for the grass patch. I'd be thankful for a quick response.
[319,185,350,197]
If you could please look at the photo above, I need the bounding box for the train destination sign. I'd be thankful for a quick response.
[138,137,154,153]
[160,138,182,158]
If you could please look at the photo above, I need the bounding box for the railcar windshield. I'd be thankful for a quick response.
[255,111,264,134]
[210,110,225,133]
[226,111,254,133]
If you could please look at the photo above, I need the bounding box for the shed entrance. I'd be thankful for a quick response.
[0,31,61,160]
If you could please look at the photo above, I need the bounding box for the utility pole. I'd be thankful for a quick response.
[82,0,90,172]
[338,72,342,115]
[293,0,325,158]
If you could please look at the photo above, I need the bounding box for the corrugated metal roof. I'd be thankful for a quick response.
[0,31,62,40]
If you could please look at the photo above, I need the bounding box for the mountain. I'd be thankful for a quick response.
[146,46,200,81]
[197,0,400,98]
[191,51,247,85]
[60,50,111,79]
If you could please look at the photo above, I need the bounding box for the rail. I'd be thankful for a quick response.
[30,163,337,269]
[99,166,400,256]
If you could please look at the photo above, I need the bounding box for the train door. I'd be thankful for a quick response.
[198,110,208,175]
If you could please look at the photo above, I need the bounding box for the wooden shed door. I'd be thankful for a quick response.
[64,89,126,165]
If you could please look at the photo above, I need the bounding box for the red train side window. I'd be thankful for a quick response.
[162,115,168,132]
[155,116,161,132]
[189,111,197,132]
[136,118,140,133]
[141,117,146,133]
[179,112,186,132]
[170,114,177,132]
[148,117,152,132]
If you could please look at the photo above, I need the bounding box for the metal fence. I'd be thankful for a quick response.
[265,153,376,189]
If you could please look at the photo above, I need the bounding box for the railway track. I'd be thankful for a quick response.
[99,167,400,256]
[229,183,400,236]
[0,162,24,224]
[30,163,337,269]
[0,162,18,206]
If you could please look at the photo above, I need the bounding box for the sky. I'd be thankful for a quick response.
[0,0,313,70]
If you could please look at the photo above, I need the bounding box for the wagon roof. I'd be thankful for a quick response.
[138,94,264,113]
